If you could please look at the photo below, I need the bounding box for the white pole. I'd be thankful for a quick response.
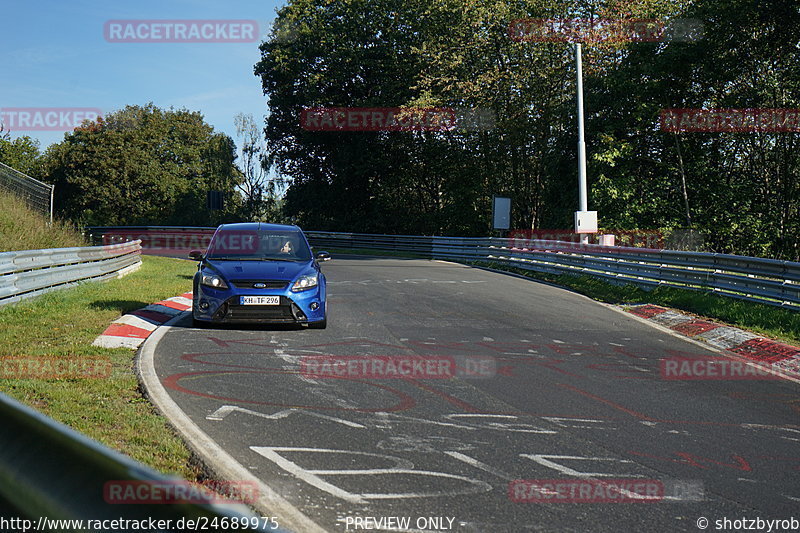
[576,43,589,245]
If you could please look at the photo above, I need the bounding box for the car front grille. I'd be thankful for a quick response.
[226,305,295,320]
[214,296,296,322]
[230,279,289,289]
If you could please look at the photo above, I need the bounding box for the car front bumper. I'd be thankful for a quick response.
[192,283,326,324]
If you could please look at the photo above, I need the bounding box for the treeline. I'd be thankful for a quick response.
[258,0,799,260]
[1,0,797,260]
[0,104,281,228]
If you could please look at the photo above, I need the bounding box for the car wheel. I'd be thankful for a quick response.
[308,317,327,329]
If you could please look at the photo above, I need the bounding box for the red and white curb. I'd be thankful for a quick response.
[92,292,193,349]
[625,304,800,378]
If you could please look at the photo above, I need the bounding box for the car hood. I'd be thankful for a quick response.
[205,259,313,281]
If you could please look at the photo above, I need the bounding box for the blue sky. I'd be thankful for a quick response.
[1,0,285,151]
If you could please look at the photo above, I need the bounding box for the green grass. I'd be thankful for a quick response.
[0,190,88,251]
[473,261,800,345]
[0,255,198,477]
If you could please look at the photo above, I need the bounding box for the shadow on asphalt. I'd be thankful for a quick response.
[88,299,151,312]
[168,312,307,332]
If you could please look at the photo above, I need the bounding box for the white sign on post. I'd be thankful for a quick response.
[574,210,597,234]
[493,196,511,230]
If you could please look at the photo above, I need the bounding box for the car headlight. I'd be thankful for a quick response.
[292,274,318,292]
[201,272,228,289]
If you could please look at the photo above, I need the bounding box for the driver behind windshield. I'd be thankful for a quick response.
[261,233,310,260]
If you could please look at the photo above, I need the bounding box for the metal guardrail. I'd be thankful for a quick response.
[0,391,281,532]
[0,240,142,306]
[83,227,800,310]
[85,226,216,247]
[304,231,800,310]
[0,233,285,530]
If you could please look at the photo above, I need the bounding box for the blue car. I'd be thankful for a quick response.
[189,223,330,328]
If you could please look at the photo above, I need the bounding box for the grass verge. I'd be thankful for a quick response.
[472,260,800,345]
[0,255,197,477]
[0,190,87,251]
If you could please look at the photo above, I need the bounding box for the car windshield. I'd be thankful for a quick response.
[206,229,311,262]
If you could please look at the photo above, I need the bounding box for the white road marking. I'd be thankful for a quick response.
[520,455,656,500]
[740,424,800,434]
[377,435,475,453]
[273,341,319,384]
[250,447,492,502]
[447,414,515,418]
[207,405,293,421]
[445,451,514,481]
[443,414,557,434]
[372,412,480,431]
[542,417,617,430]
[206,405,365,428]
[521,454,642,478]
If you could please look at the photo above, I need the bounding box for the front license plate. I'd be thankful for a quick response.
[240,296,280,306]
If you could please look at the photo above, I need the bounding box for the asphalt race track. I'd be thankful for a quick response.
[151,257,800,532]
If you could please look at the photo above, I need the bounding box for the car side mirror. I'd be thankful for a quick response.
[315,251,332,262]
[188,250,205,261]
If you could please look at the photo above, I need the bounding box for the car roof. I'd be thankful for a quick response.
[215,222,302,232]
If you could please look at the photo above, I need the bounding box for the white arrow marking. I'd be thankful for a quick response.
[206,405,365,428]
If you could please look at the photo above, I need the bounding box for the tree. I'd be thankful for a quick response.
[0,129,42,178]
[234,113,284,222]
[256,0,799,259]
[590,0,800,259]
[255,0,687,235]
[42,103,242,227]
[256,0,466,233]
